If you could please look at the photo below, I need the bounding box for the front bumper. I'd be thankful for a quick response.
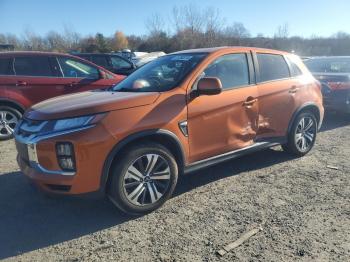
[15,123,117,195]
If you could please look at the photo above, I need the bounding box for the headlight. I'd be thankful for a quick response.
[50,113,106,133]
[53,115,94,132]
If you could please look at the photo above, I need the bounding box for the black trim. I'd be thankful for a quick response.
[184,140,281,174]
[99,129,185,191]
[247,52,256,84]
[287,102,322,133]
[255,136,287,144]
[251,51,260,83]
[46,184,71,192]
[0,98,25,112]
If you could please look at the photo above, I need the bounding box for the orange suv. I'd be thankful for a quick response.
[14,47,324,215]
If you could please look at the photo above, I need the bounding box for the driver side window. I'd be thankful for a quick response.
[57,57,99,79]
[201,53,250,90]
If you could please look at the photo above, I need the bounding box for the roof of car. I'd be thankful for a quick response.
[74,53,125,57]
[307,56,350,59]
[171,46,290,55]
[0,51,77,57]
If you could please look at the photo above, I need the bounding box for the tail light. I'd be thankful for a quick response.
[327,82,350,90]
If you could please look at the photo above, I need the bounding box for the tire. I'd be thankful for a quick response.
[0,106,22,141]
[108,142,178,215]
[282,111,318,157]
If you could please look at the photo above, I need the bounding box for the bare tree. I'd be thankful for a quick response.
[204,7,225,46]
[275,23,290,38]
[146,13,165,35]
[46,31,67,51]
[224,22,250,38]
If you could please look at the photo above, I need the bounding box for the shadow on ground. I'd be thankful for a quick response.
[0,111,348,259]
[320,111,350,132]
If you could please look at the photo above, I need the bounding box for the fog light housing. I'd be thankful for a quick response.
[56,142,76,171]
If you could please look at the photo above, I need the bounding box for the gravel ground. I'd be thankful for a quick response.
[0,112,349,261]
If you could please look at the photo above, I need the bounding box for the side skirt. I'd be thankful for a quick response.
[184,138,286,174]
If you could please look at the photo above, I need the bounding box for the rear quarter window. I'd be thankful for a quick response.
[287,57,303,77]
[257,53,290,82]
[0,58,14,75]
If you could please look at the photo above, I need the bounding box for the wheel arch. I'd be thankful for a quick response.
[287,103,321,134]
[0,98,25,114]
[100,129,186,192]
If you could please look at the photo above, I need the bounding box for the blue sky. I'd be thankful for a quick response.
[1,0,349,38]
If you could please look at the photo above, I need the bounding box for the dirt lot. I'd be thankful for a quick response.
[0,112,349,261]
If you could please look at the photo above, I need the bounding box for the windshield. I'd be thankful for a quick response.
[305,57,350,73]
[112,53,207,92]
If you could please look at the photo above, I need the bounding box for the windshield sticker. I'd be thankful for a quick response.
[171,55,193,61]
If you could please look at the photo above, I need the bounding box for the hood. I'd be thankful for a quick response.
[25,90,160,120]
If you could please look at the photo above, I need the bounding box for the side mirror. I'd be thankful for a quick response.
[197,77,222,96]
[99,70,107,79]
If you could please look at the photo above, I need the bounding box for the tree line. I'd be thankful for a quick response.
[1,4,350,56]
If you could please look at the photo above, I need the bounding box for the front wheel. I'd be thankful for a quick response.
[282,112,318,157]
[108,143,178,215]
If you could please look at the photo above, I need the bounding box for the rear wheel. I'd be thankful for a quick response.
[0,106,22,141]
[108,142,178,215]
[282,112,318,156]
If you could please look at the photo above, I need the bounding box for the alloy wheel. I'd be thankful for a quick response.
[123,154,171,206]
[0,110,19,139]
[294,116,316,152]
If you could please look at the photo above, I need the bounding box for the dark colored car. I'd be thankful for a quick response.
[15,47,323,215]
[0,51,124,140]
[74,53,136,76]
[305,56,350,113]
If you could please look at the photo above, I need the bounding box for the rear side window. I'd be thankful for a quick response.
[91,56,109,67]
[57,57,99,78]
[287,57,303,77]
[0,58,14,75]
[111,56,132,69]
[203,53,250,90]
[14,56,54,77]
[257,54,290,82]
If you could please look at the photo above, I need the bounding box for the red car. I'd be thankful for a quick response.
[0,51,124,140]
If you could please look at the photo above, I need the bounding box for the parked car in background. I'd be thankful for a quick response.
[116,50,166,67]
[305,56,350,113]
[14,47,323,215]
[74,53,136,76]
[131,51,166,67]
[0,51,124,140]
[117,49,147,61]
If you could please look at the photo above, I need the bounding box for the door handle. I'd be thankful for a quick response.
[16,81,27,87]
[243,98,258,106]
[289,86,299,94]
